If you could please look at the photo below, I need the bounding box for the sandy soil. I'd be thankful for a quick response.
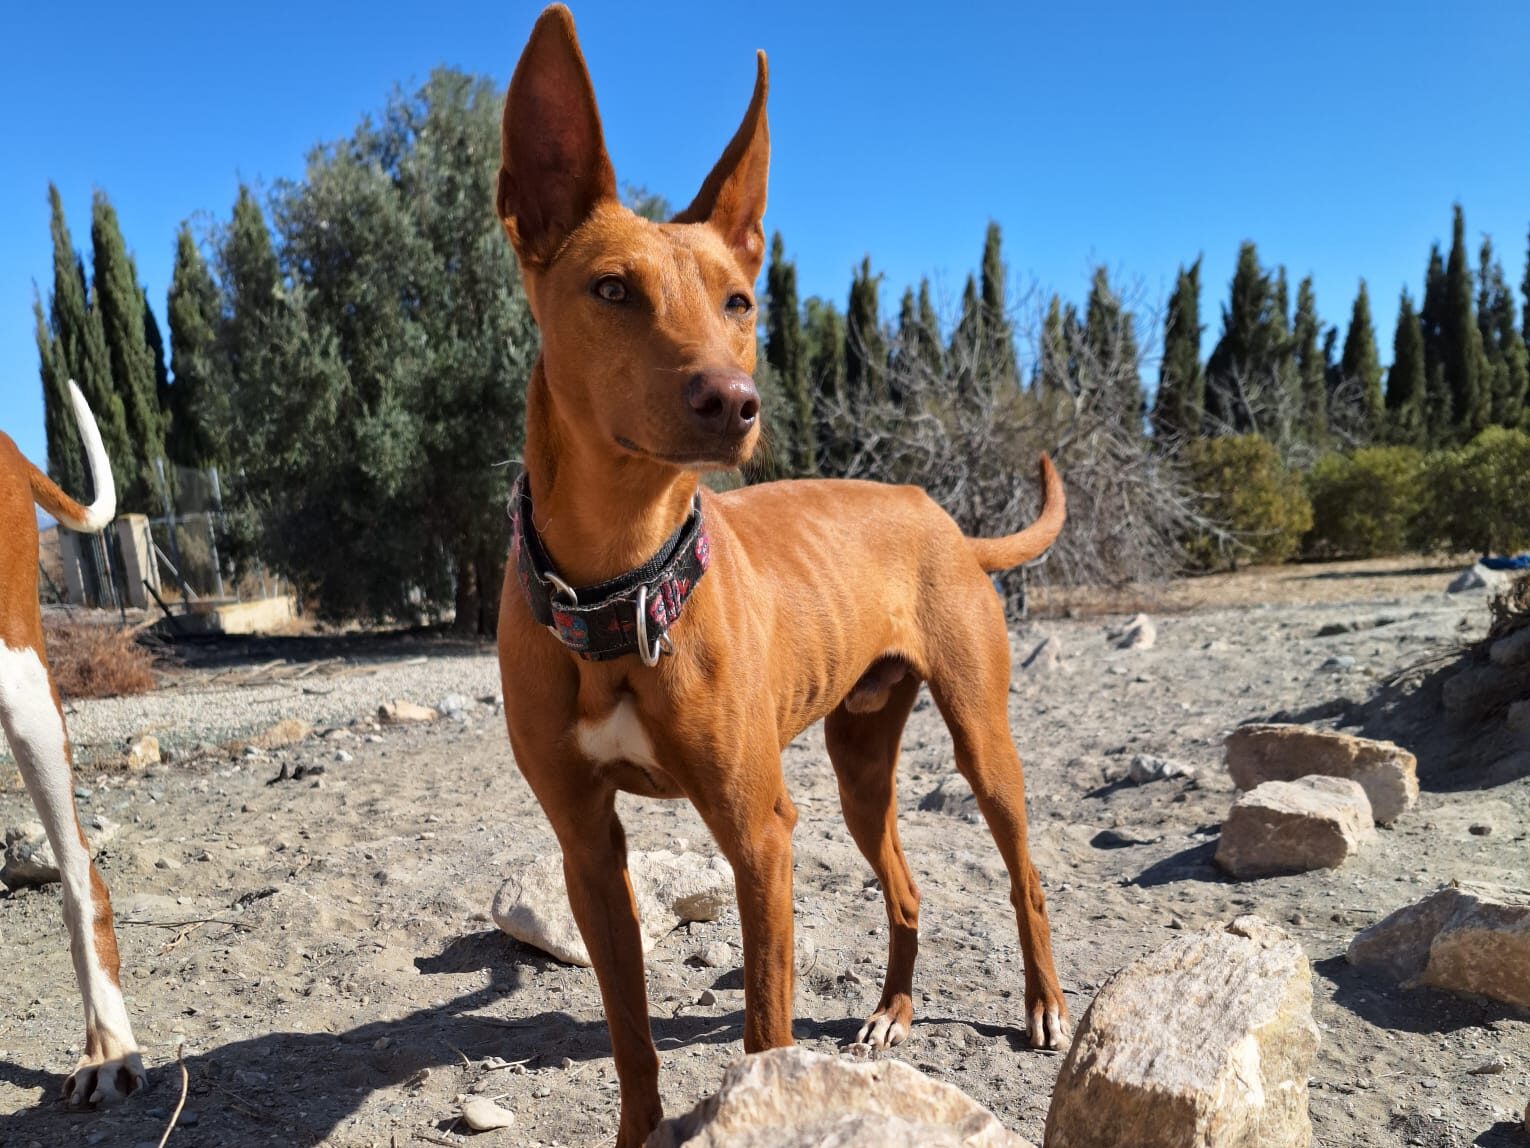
[1,559,1526,1148]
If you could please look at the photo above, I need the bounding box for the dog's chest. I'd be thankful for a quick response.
[575,697,683,798]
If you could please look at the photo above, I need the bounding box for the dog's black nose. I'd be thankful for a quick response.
[685,371,759,438]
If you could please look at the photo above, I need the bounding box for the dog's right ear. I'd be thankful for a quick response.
[498,4,616,267]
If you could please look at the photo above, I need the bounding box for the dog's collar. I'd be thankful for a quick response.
[509,472,710,664]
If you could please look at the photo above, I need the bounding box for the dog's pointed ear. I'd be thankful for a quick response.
[673,51,770,279]
[498,4,617,267]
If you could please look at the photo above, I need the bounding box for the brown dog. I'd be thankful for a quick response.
[494,8,1068,1145]
[0,381,144,1105]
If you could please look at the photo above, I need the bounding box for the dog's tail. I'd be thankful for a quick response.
[28,380,117,534]
[966,454,1065,572]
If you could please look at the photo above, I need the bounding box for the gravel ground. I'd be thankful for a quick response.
[0,560,1527,1148]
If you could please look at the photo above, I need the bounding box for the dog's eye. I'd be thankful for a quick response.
[593,276,628,303]
[725,293,753,315]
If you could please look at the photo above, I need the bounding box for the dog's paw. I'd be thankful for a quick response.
[1027,999,1069,1051]
[854,997,913,1050]
[63,1050,146,1106]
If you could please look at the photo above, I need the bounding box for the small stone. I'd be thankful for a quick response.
[1215,776,1375,878]
[697,989,718,1007]
[334,750,353,764]
[697,941,733,969]
[1466,1055,1507,1075]
[1468,823,1493,837]
[125,735,160,770]
[460,1096,515,1131]
[378,700,438,724]
[250,718,313,749]
[1447,563,1508,594]
[1319,655,1355,672]
[1022,635,1062,673]
[1092,827,1163,849]
[437,693,471,717]
[1110,614,1156,651]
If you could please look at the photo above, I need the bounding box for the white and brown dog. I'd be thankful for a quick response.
[0,381,143,1104]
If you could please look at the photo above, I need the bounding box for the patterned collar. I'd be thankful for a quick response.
[509,473,710,665]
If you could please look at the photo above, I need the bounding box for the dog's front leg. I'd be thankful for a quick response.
[546,789,662,1148]
[692,762,799,1053]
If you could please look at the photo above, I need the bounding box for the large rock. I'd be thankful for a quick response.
[1215,777,1375,879]
[1044,917,1318,1148]
[1,815,120,890]
[1345,882,1530,1007]
[647,1046,1034,1148]
[1224,724,1418,824]
[493,849,733,967]
[1447,563,1509,594]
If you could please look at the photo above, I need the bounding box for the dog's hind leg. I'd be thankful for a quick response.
[825,667,922,1048]
[0,640,144,1104]
[925,591,1069,1051]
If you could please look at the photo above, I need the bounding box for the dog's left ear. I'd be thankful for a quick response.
[673,51,770,279]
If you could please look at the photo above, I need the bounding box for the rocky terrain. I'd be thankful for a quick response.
[0,557,1526,1147]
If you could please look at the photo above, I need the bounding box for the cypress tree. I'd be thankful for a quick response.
[1440,205,1487,436]
[949,274,982,397]
[1292,275,1327,446]
[46,184,131,502]
[1152,258,1204,441]
[1203,242,1270,434]
[1522,225,1530,353]
[166,223,230,468]
[845,257,887,404]
[763,233,814,475]
[1477,236,1529,427]
[1386,289,1426,446]
[1036,294,1069,397]
[979,222,1019,388]
[144,289,170,418]
[1418,244,1450,445]
[34,289,84,494]
[912,278,944,381]
[1083,266,1142,428]
[92,189,165,507]
[804,297,847,472]
[1337,280,1383,441]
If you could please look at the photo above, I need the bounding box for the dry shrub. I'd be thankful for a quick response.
[43,623,156,699]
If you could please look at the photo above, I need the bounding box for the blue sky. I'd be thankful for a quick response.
[4,1,1529,468]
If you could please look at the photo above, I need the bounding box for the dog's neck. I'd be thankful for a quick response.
[521,362,701,587]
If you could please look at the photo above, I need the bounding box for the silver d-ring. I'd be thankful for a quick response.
[546,571,577,605]
[635,585,670,667]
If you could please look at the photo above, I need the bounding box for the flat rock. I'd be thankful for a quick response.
[1215,777,1374,879]
[493,849,733,967]
[1110,613,1156,651]
[1224,724,1418,824]
[1346,881,1530,1007]
[1447,563,1509,593]
[378,699,438,724]
[647,1046,1034,1147]
[460,1096,515,1131]
[249,718,313,749]
[1128,753,1195,784]
[1044,916,1318,1148]
[1,815,120,889]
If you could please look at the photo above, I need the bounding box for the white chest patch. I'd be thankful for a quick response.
[576,697,658,767]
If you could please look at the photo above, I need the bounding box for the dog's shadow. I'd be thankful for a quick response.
[0,931,855,1146]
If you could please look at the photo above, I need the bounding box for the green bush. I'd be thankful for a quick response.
[1182,434,1313,569]
[1305,446,1426,558]
[1418,427,1530,555]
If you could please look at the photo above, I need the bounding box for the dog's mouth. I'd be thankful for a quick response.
[614,436,752,470]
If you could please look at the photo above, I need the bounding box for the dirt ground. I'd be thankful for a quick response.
[1,557,1527,1148]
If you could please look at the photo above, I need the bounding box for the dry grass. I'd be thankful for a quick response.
[43,622,157,699]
